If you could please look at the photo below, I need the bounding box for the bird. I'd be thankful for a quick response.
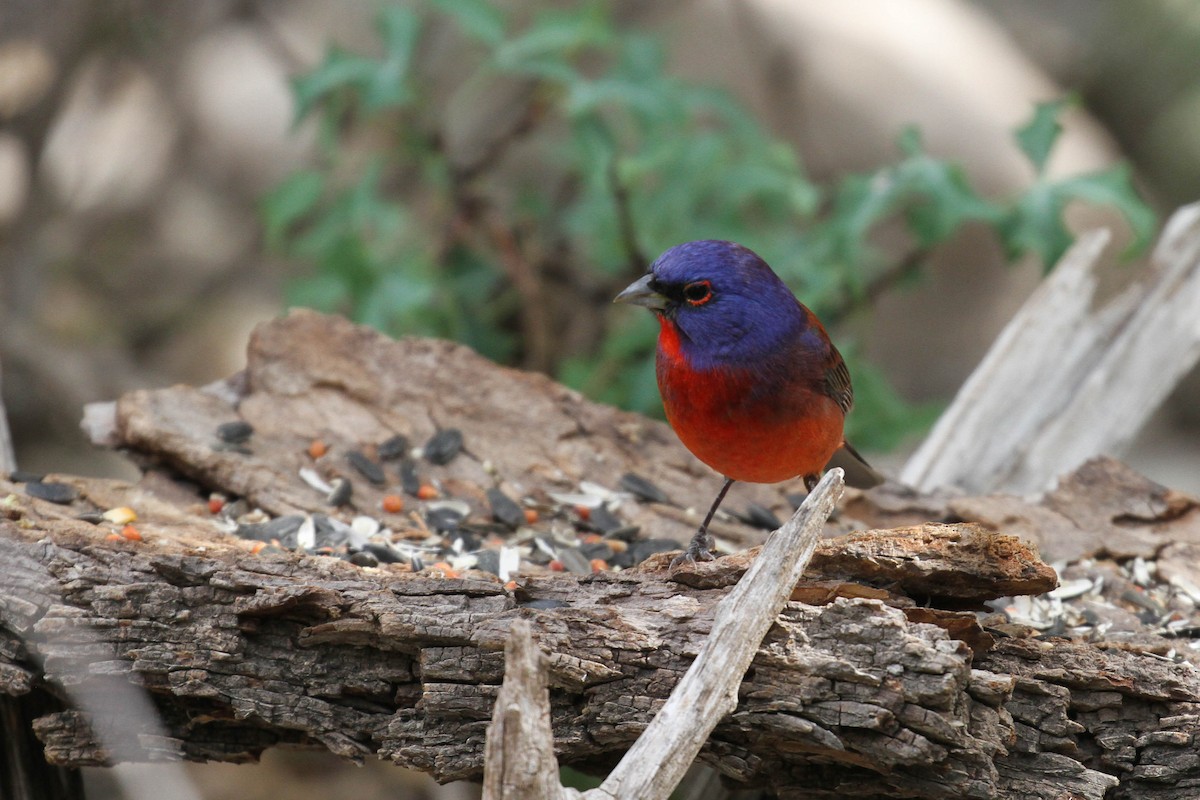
[614,240,882,566]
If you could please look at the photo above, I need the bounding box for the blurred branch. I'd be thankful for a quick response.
[0,358,14,473]
[607,156,648,275]
[820,246,928,328]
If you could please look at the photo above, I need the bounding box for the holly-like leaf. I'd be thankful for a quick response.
[429,0,506,44]
[996,183,1074,269]
[1057,166,1158,257]
[1015,97,1074,175]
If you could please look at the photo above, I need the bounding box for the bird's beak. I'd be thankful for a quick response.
[613,274,669,310]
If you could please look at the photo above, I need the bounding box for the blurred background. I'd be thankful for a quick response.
[1,1,1198,797]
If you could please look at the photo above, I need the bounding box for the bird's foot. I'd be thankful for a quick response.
[669,531,716,571]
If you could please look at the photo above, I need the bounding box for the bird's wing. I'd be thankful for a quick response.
[824,348,854,415]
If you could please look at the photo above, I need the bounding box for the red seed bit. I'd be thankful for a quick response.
[105,532,122,542]
[121,524,142,541]
[549,559,565,572]
[574,505,591,521]
[382,494,404,513]
[589,558,607,573]
[249,541,266,555]
[581,533,603,545]
[417,484,439,500]
[308,439,328,459]
[523,508,539,525]
[504,580,519,592]
[207,495,226,515]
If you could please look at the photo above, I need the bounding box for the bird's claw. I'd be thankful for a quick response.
[669,539,716,571]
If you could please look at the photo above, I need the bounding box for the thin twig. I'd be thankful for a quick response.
[480,469,846,800]
[0,358,15,473]
[588,468,844,799]
[607,156,648,275]
[820,246,929,327]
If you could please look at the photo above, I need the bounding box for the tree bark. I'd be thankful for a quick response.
[0,308,1197,799]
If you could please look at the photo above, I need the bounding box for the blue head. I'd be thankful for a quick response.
[615,240,810,369]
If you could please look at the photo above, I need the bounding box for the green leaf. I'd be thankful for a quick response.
[1056,166,1158,257]
[996,183,1073,268]
[291,50,378,120]
[492,5,611,79]
[1015,97,1074,175]
[363,6,421,111]
[428,0,506,44]
[262,170,324,249]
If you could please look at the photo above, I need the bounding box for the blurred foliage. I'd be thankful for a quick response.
[264,1,1155,451]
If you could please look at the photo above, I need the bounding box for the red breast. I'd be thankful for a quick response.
[656,316,845,483]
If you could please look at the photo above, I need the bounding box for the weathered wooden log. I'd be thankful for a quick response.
[0,483,1196,799]
[902,202,1200,494]
[2,309,1199,798]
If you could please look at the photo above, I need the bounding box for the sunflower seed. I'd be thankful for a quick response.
[487,487,524,529]
[25,481,78,504]
[619,472,670,504]
[423,429,463,465]
[326,478,352,506]
[347,450,385,485]
[216,420,254,444]
[398,459,421,495]
[377,434,410,461]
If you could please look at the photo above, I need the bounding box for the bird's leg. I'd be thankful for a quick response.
[671,477,735,569]
[803,472,820,493]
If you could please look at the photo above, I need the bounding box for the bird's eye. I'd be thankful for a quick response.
[683,280,713,306]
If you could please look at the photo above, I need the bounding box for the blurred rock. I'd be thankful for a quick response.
[0,132,29,224]
[0,39,56,118]
[41,56,177,213]
[180,25,314,192]
[154,178,256,268]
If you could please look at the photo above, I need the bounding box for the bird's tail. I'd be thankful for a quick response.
[828,440,886,489]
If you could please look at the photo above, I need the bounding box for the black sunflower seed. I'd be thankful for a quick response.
[326,478,352,506]
[312,515,350,549]
[424,429,463,465]
[619,472,670,504]
[425,506,465,533]
[556,546,592,575]
[520,598,568,610]
[486,487,524,529]
[398,459,421,495]
[362,542,405,564]
[604,525,641,542]
[587,505,622,534]
[580,541,614,561]
[348,551,380,568]
[628,538,680,564]
[216,420,254,444]
[737,503,782,531]
[25,481,78,504]
[237,515,305,547]
[474,549,501,576]
[377,434,410,461]
[347,450,385,485]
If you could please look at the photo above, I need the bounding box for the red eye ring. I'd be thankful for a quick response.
[683,280,713,306]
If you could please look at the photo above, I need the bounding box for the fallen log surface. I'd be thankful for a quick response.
[1,310,1199,800]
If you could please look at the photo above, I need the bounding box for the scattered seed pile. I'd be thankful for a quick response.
[68,310,814,587]
[49,309,1200,666]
